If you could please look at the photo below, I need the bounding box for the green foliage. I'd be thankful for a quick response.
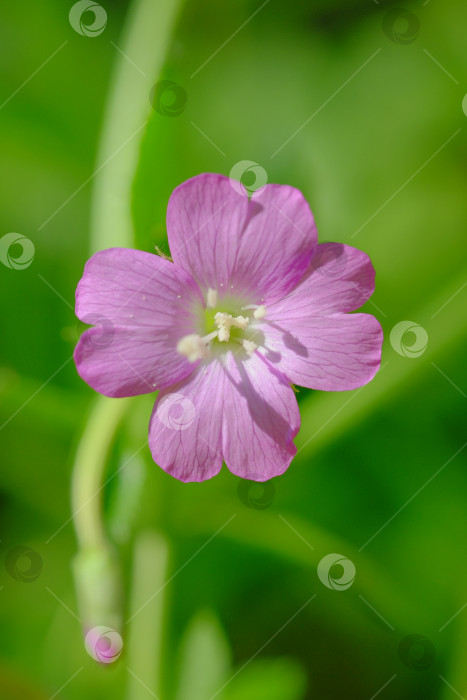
[225,658,307,700]
[1,0,466,699]
[175,611,231,700]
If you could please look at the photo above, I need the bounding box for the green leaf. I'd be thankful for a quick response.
[225,657,307,700]
[175,610,232,700]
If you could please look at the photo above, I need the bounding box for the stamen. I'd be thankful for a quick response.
[206,288,217,308]
[177,334,210,362]
[242,304,267,320]
[203,329,220,343]
[253,305,266,320]
[178,301,264,362]
[242,339,258,355]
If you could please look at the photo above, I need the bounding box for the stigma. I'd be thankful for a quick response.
[214,312,249,342]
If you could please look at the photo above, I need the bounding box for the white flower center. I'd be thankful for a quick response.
[176,288,266,362]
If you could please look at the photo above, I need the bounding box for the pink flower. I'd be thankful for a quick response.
[74,174,383,482]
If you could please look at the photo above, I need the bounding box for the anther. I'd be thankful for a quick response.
[206,288,217,308]
[177,334,210,362]
[253,305,266,319]
[242,304,267,320]
[242,339,258,355]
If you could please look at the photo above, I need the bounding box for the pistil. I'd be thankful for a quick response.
[214,312,249,342]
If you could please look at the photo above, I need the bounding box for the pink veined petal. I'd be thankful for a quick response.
[74,248,203,397]
[268,243,376,316]
[230,182,318,304]
[222,352,300,481]
[259,313,383,391]
[166,173,317,304]
[148,360,225,483]
[167,173,250,293]
[148,351,300,483]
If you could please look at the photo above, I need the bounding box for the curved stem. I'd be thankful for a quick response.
[71,396,131,550]
[71,397,131,634]
[70,0,186,674]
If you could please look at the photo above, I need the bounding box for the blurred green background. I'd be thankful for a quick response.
[1,0,466,698]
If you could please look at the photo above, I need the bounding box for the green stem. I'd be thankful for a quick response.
[71,397,131,634]
[90,0,186,252]
[70,0,186,683]
[441,609,467,700]
[126,532,170,700]
[72,396,131,550]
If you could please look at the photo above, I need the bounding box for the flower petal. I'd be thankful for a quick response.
[148,361,225,482]
[230,183,317,304]
[260,313,383,391]
[167,173,250,293]
[74,248,203,397]
[222,352,300,481]
[167,174,316,303]
[267,243,376,316]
